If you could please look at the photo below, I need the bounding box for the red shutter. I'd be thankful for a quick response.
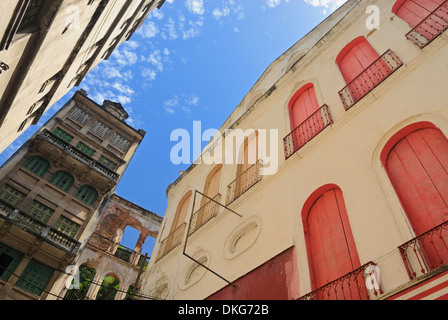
[386,128,448,269]
[393,0,444,27]
[305,188,361,290]
[290,84,320,130]
[336,37,381,85]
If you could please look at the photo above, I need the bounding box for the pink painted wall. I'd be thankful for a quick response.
[206,247,299,300]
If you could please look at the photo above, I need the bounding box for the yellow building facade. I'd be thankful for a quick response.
[141,0,448,300]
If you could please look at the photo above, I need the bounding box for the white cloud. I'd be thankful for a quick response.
[137,20,159,39]
[185,0,204,15]
[163,94,200,115]
[182,17,204,39]
[213,7,230,20]
[164,96,179,114]
[303,0,347,14]
[265,0,284,8]
[212,0,245,21]
[162,17,179,40]
[140,48,172,82]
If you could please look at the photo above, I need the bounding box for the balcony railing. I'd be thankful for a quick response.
[39,129,119,182]
[298,262,382,300]
[283,104,333,160]
[406,1,448,49]
[339,49,403,111]
[188,194,221,236]
[399,220,448,280]
[156,223,186,261]
[0,200,80,255]
[226,161,261,206]
[87,233,149,268]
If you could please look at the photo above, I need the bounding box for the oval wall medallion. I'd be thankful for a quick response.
[224,216,262,260]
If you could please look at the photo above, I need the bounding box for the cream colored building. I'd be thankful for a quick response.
[141,0,448,300]
[0,0,165,154]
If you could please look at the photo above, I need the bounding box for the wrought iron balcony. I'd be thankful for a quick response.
[339,49,403,111]
[156,223,186,261]
[0,200,80,255]
[39,129,119,182]
[226,161,261,206]
[406,1,448,49]
[188,194,221,236]
[399,219,448,280]
[298,261,382,300]
[283,104,333,160]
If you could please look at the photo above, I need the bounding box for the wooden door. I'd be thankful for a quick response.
[337,37,391,103]
[236,132,259,197]
[338,38,380,85]
[386,128,448,269]
[306,188,361,297]
[289,84,323,149]
[394,0,444,27]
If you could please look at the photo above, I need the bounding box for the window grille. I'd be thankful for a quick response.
[98,156,118,171]
[50,171,74,192]
[76,186,98,206]
[25,200,54,223]
[23,156,50,177]
[110,134,130,152]
[76,142,96,157]
[90,121,110,138]
[0,185,26,207]
[69,108,91,126]
[53,127,74,143]
[54,216,80,238]
[16,259,54,297]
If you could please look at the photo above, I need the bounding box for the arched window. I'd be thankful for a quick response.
[159,191,191,259]
[190,165,223,235]
[336,36,381,85]
[336,37,400,110]
[392,0,444,27]
[289,83,320,131]
[285,83,333,158]
[50,171,74,192]
[237,131,259,176]
[23,156,50,177]
[302,185,363,299]
[76,185,98,206]
[172,192,192,233]
[226,131,261,204]
[382,123,448,271]
[202,165,223,205]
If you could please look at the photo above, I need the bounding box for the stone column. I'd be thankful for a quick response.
[85,272,104,300]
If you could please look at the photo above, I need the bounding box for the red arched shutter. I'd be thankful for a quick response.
[287,83,327,152]
[304,187,363,298]
[385,127,448,269]
[336,37,397,109]
[336,37,380,85]
[393,0,444,27]
[289,84,320,130]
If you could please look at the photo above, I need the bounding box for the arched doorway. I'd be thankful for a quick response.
[383,124,448,270]
[302,185,364,299]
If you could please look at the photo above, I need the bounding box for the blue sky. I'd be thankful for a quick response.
[0,0,346,255]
